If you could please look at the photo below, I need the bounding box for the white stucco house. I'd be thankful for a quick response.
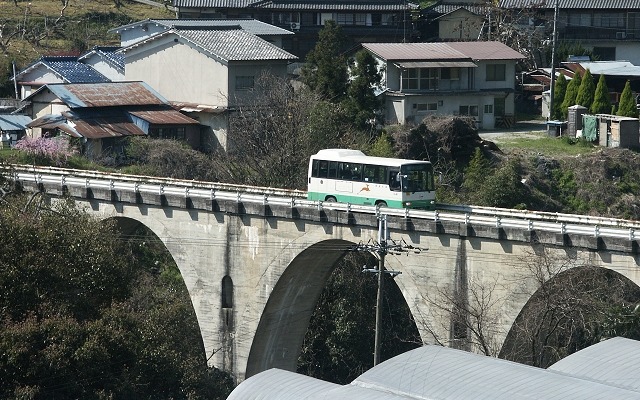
[362,41,525,129]
[121,26,297,150]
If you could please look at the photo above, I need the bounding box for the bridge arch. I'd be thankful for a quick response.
[500,264,640,367]
[245,239,352,377]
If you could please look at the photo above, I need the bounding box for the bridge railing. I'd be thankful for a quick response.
[4,164,640,242]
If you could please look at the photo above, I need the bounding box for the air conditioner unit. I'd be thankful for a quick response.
[616,31,626,39]
[290,22,300,31]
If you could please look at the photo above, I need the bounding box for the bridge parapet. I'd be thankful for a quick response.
[5,164,640,254]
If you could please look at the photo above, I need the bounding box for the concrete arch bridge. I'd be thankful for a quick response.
[6,165,640,382]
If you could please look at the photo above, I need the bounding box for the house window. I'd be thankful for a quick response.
[593,13,624,28]
[236,76,255,90]
[459,105,479,116]
[441,67,460,80]
[354,14,366,25]
[416,103,438,111]
[149,126,186,140]
[484,104,493,114]
[337,13,354,25]
[569,13,591,27]
[402,68,438,90]
[486,64,506,81]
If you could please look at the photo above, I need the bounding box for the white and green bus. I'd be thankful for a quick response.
[307,149,436,209]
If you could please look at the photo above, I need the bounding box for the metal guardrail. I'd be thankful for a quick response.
[4,164,640,242]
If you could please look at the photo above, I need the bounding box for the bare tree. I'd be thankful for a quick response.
[215,73,364,189]
[423,271,506,356]
[500,246,640,367]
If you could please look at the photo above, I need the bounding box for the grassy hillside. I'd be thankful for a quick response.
[0,0,174,96]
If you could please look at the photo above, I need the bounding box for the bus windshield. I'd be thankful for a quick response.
[399,163,434,192]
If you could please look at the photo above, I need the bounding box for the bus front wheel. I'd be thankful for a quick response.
[376,201,387,208]
[325,196,337,203]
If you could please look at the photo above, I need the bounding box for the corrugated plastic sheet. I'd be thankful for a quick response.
[228,343,640,400]
[549,337,640,392]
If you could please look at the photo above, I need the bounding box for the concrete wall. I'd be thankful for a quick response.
[125,35,230,107]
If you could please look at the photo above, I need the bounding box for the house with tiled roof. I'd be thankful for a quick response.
[109,18,294,49]
[362,41,525,129]
[499,0,640,64]
[23,82,202,158]
[12,56,110,100]
[121,25,297,150]
[171,0,419,58]
[78,46,125,82]
[422,1,491,41]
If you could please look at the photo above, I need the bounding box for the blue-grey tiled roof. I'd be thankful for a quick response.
[499,0,640,9]
[174,0,417,10]
[155,18,294,35]
[157,28,297,61]
[430,4,490,15]
[79,46,125,72]
[14,56,108,82]
[38,56,110,83]
[110,18,293,36]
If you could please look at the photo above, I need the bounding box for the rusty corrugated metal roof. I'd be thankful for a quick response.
[129,109,200,124]
[71,117,146,139]
[43,82,169,108]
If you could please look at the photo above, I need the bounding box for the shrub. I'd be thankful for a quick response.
[14,136,75,166]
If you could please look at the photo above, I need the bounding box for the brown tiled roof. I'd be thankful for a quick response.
[447,41,525,60]
[362,41,524,61]
[362,42,468,61]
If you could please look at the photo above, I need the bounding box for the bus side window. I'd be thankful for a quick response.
[328,161,338,178]
[376,166,387,184]
[312,159,319,177]
[350,164,363,181]
[318,160,329,178]
[363,164,375,182]
[338,162,350,180]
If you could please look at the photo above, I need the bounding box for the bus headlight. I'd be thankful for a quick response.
[403,202,411,207]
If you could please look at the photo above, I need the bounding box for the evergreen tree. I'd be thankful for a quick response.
[344,49,382,130]
[301,21,348,101]
[461,148,492,203]
[617,80,639,118]
[590,74,611,114]
[561,72,581,118]
[575,69,595,110]
[551,74,567,120]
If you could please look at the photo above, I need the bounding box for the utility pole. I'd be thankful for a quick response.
[349,214,424,366]
[549,0,559,120]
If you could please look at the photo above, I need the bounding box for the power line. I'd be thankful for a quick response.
[347,214,425,366]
